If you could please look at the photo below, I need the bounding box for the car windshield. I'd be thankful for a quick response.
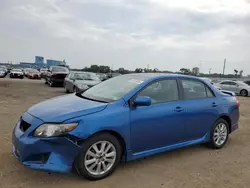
[81,74,147,102]
[73,72,100,81]
[12,69,22,72]
[30,69,39,73]
[52,66,68,72]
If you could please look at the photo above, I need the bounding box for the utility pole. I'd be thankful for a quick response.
[223,58,226,76]
[209,68,212,75]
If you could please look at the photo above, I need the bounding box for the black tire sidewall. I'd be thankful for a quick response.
[75,133,122,181]
[241,89,248,97]
[210,119,229,149]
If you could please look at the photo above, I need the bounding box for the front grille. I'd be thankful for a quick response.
[19,119,31,132]
[52,74,67,79]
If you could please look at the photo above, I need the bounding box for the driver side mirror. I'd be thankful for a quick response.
[133,96,152,107]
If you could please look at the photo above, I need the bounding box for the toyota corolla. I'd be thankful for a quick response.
[12,74,239,180]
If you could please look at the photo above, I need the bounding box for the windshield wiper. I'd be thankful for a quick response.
[75,92,108,103]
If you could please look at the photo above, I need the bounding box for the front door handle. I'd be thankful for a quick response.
[174,106,184,112]
[212,102,218,107]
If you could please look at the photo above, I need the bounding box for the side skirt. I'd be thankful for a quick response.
[126,134,209,161]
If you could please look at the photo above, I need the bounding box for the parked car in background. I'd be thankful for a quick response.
[45,66,69,87]
[244,80,250,86]
[0,66,8,77]
[10,69,24,79]
[27,69,41,79]
[97,73,108,81]
[40,68,48,78]
[200,77,222,90]
[0,67,7,78]
[12,74,239,180]
[0,66,8,75]
[23,68,32,77]
[64,71,101,93]
[214,80,250,97]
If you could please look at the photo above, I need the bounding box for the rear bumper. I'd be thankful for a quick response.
[12,114,81,173]
[231,123,239,133]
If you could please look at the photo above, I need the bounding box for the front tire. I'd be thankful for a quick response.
[208,119,229,149]
[240,89,248,97]
[74,133,122,181]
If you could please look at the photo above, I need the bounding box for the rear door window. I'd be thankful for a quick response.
[181,79,215,100]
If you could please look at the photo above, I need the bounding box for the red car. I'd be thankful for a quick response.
[28,69,41,79]
[45,66,69,87]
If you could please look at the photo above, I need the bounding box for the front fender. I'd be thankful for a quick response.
[65,102,131,151]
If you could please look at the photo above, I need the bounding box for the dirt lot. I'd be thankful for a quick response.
[0,78,250,188]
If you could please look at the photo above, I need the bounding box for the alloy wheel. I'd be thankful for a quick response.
[213,123,228,146]
[241,90,247,97]
[84,141,116,176]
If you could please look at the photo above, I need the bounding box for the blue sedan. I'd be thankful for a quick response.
[12,73,239,180]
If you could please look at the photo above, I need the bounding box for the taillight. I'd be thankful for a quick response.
[236,100,240,107]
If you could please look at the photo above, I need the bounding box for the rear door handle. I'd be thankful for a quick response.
[212,102,218,107]
[174,106,184,112]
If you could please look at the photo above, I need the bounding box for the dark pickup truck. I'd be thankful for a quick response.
[45,66,69,87]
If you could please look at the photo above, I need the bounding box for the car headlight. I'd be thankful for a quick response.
[34,123,78,137]
[76,84,89,90]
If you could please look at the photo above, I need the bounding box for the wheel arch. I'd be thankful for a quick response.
[79,130,127,160]
[219,115,232,133]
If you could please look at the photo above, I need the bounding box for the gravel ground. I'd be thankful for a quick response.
[0,78,249,188]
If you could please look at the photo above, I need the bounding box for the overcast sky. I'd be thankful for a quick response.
[1,0,250,74]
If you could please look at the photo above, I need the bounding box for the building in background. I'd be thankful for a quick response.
[0,56,68,69]
[47,59,66,67]
[35,56,44,64]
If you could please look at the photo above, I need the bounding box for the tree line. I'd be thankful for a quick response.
[71,64,245,78]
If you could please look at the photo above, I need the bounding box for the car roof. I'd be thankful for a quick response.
[117,73,200,80]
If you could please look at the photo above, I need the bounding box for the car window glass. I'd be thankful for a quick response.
[68,73,73,79]
[138,79,179,104]
[182,79,207,99]
[206,86,215,97]
[220,81,230,85]
[229,82,237,86]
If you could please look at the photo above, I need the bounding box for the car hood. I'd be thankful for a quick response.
[11,71,23,74]
[75,80,101,86]
[27,94,108,122]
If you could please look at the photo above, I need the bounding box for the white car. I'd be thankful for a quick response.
[214,80,250,97]
[10,69,24,79]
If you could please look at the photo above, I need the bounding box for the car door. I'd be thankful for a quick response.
[130,79,186,153]
[179,79,220,141]
[228,81,240,94]
[219,81,231,90]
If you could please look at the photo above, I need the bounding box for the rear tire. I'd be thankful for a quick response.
[240,89,248,97]
[49,81,54,87]
[208,119,229,149]
[74,133,122,181]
